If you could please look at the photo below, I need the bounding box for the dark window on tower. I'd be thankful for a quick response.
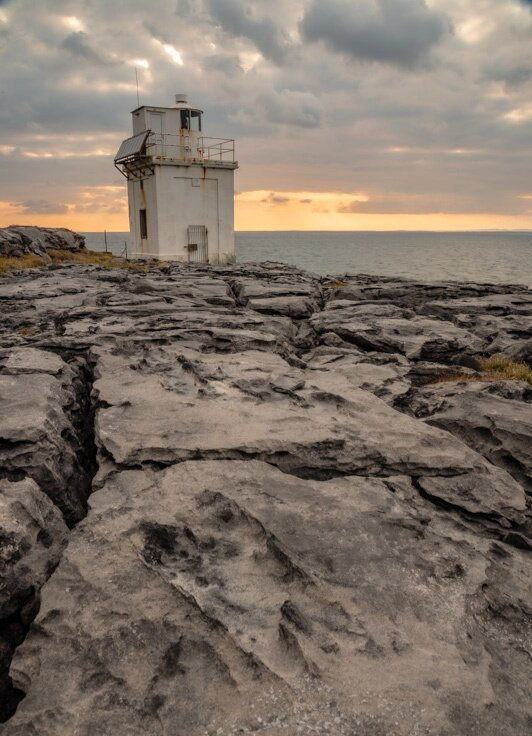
[180,109,190,130]
[139,209,147,239]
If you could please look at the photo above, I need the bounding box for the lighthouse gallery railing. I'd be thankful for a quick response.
[144,133,236,164]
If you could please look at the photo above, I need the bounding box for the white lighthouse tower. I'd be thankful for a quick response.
[114,94,238,263]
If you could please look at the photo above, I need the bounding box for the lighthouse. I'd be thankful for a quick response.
[114,94,238,263]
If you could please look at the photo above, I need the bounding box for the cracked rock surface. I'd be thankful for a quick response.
[0,262,530,735]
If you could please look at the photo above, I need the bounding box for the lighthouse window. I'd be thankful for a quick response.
[179,109,202,131]
[139,209,147,239]
[190,110,202,131]
[180,110,190,130]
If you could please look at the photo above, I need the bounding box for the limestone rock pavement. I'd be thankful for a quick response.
[0,261,530,735]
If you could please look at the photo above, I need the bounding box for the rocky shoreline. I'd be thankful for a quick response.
[0,257,531,735]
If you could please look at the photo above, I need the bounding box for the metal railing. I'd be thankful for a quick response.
[144,133,236,164]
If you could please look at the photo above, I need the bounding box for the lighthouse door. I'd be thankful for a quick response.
[187,225,208,263]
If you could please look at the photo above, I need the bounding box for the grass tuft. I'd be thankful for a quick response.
[324,280,350,289]
[478,356,532,384]
[430,356,532,386]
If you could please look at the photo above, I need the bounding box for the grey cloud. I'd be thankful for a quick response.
[15,199,69,214]
[203,53,243,75]
[484,60,532,88]
[61,31,116,67]
[300,0,450,68]
[206,0,289,64]
[143,22,171,45]
[175,0,192,16]
[261,192,289,204]
[263,89,322,128]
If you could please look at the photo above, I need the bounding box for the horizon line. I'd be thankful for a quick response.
[79,228,532,234]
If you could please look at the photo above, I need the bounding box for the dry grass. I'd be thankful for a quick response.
[324,280,350,289]
[0,248,148,275]
[478,356,532,384]
[430,357,532,386]
[0,253,47,274]
[17,326,37,337]
[48,249,148,271]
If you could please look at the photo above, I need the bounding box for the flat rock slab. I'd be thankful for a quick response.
[406,380,532,498]
[91,345,526,523]
[5,461,531,736]
[312,309,484,361]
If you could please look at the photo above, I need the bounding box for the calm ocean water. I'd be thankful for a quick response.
[83,231,532,287]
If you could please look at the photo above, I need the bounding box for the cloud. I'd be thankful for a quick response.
[300,0,450,68]
[263,89,322,128]
[261,192,290,204]
[61,31,115,67]
[0,0,531,231]
[203,53,243,76]
[206,0,289,63]
[484,58,532,88]
[15,199,69,214]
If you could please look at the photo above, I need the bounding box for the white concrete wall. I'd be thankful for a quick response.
[129,164,235,263]
[132,107,181,136]
[128,175,159,258]
[215,167,236,264]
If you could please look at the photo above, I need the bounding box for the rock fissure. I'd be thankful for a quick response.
[0,348,99,722]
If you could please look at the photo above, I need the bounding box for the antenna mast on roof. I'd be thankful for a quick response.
[135,68,140,108]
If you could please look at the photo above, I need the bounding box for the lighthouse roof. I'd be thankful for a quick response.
[131,104,204,115]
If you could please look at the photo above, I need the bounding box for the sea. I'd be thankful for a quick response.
[82,231,532,287]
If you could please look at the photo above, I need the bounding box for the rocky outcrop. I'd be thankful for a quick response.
[0,227,85,259]
[0,262,530,735]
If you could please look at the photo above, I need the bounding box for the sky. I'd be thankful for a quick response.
[0,0,531,232]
